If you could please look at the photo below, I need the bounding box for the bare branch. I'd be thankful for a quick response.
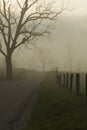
[0,48,6,57]
[2,0,8,21]
[27,0,38,10]
[8,4,11,48]
[0,26,8,47]
[14,34,32,49]
[16,0,22,9]
[0,0,65,57]
[31,43,42,53]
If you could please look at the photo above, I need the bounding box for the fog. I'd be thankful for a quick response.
[0,0,87,73]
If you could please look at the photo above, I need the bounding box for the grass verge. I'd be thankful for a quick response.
[26,71,87,130]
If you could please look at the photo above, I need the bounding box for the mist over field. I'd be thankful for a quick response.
[0,0,87,73]
[0,1,87,130]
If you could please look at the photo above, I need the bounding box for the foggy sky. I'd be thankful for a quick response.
[1,0,87,72]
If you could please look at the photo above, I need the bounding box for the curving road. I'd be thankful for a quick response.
[0,72,45,130]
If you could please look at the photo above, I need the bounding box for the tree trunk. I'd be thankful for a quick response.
[6,54,12,80]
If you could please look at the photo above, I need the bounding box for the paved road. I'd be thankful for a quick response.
[0,72,45,130]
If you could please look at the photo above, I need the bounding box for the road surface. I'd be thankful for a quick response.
[0,72,45,130]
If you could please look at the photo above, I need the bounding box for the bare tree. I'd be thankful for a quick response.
[0,0,65,79]
[33,46,50,71]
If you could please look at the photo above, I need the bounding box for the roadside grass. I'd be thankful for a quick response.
[26,71,87,130]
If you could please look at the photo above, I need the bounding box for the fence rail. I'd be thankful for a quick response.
[56,71,87,103]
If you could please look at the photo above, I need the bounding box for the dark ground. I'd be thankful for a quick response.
[27,72,87,130]
[0,71,45,130]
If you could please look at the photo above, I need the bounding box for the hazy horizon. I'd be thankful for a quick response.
[0,0,87,73]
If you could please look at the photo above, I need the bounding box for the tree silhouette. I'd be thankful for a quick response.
[0,0,65,79]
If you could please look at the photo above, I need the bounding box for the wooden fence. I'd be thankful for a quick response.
[56,72,87,103]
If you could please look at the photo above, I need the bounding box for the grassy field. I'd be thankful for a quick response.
[26,71,87,130]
